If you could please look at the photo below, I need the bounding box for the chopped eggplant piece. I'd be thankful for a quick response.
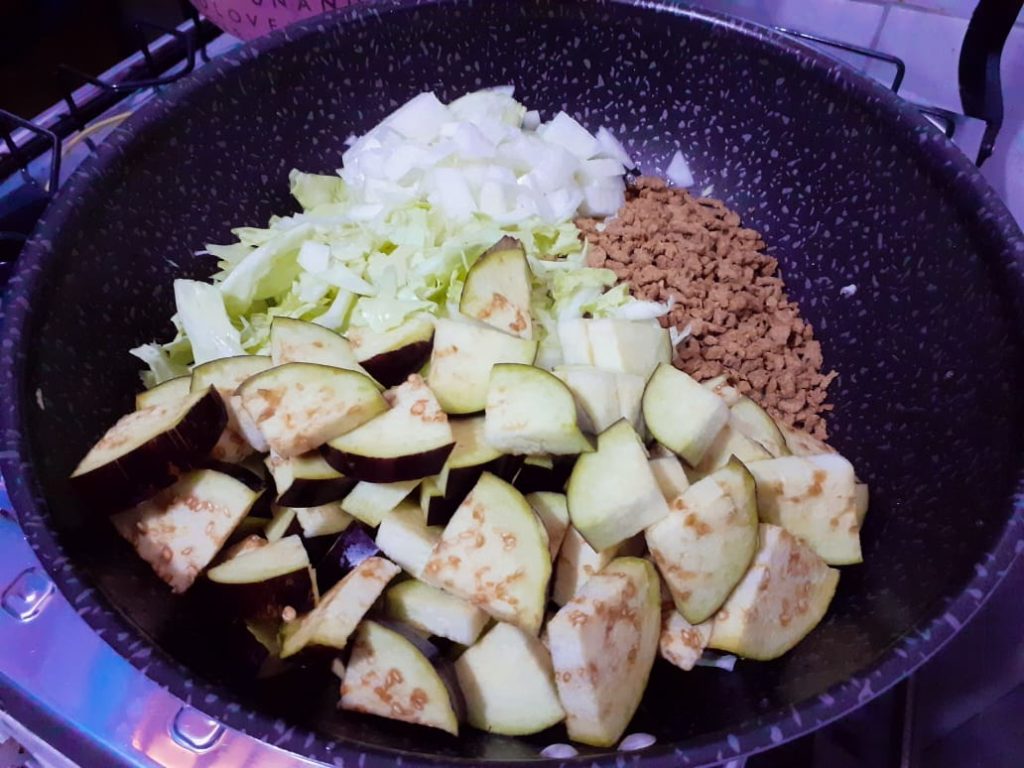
[552,527,613,606]
[459,236,533,339]
[455,622,564,735]
[293,503,353,539]
[546,558,660,747]
[232,397,270,453]
[779,422,836,457]
[646,459,759,624]
[207,534,315,620]
[426,318,538,414]
[134,375,190,410]
[348,313,435,387]
[219,531,267,561]
[266,451,355,507]
[280,556,400,659]
[385,579,489,646]
[315,522,382,593]
[552,527,620,606]
[375,501,443,579]
[648,454,690,502]
[72,388,227,512]
[730,396,790,457]
[559,318,671,380]
[700,374,742,406]
[264,505,302,543]
[201,459,265,492]
[428,416,518,524]
[526,492,570,559]
[659,608,712,672]
[693,419,772,475]
[340,479,420,527]
[420,475,455,528]
[484,364,593,455]
[190,355,275,457]
[642,364,730,467]
[552,366,645,434]
[567,419,669,551]
[854,482,870,525]
[423,472,550,634]
[709,524,839,660]
[340,620,460,735]
[323,375,455,483]
[224,518,271,549]
[190,355,275,394]
[238,363,387,458]
[448,415,503,469]
[270,316,373,380]
[512,454,570,494]
[746,454,862,565]
[111,469,258,592]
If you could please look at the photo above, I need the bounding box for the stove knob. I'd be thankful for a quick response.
[2,568,54,621]
[170,706,224,753]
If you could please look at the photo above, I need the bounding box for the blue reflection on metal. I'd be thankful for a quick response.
[0,471,322,767]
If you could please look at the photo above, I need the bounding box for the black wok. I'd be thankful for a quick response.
[1,1,1023,765]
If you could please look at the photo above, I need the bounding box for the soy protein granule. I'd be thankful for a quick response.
[577,176,836,439]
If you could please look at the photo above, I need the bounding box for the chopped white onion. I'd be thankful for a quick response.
[538,111,601,159]
[666,150,694,188]
[332,89,630,227]
[382,92,450,141]
[580,179,626,217]
[581,157,627,179]
[596,126,634,168]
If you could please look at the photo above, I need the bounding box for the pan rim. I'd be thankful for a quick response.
[2,0,1022,765]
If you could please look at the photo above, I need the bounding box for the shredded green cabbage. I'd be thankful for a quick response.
[134,91,657,387]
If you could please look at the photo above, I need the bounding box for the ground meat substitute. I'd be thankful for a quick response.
[577,176,836,439]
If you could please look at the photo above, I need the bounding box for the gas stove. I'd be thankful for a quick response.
[1,3,1021,767]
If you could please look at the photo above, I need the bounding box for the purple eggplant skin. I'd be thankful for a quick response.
[70,387,227,513]
[512,456,575,494]
[210,567,315,622]
[491,454,525,483]
[201,459,265,492]
[427,454,526,526]
[276,476,356,508]
[424,495,459,528]
[301,533,336,564]
[315,522,381,593]
[320,442,455,484]
[374,620,466,723]
[247,490,274,519]
[360,341,433,388]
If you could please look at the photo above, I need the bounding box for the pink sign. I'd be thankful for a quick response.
[190,0,362,41]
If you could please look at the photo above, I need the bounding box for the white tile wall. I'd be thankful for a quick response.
[701,0,889,46]
[867,6,968,111]
[853,0,980,19]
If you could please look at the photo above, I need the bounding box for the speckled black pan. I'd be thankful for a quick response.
[1,0,1023,765]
